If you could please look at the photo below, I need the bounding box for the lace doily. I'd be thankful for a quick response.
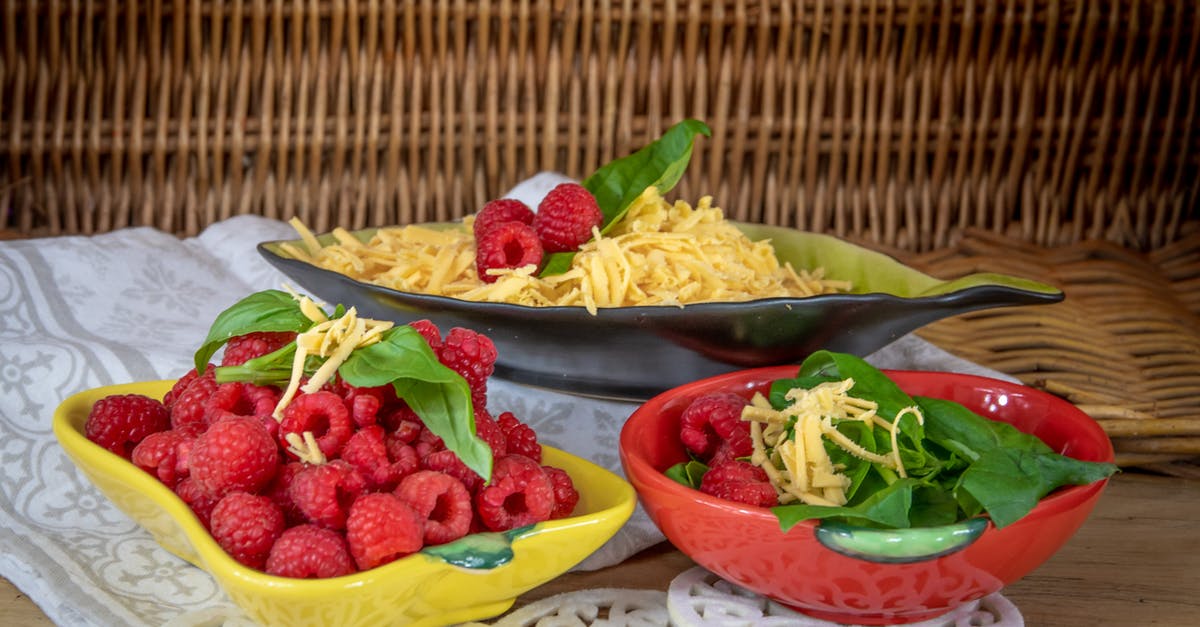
[465,567,1024,627]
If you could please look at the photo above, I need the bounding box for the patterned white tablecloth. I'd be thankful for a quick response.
[0,212,1012,626]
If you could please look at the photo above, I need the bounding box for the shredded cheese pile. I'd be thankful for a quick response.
[271,290,394,464]
[742,379,924,507]
[282,188,851,315]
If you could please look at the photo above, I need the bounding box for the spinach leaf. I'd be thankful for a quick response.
[749,352,1117,531]
[798,351,916,420]
[918,396,1055,461]
[958,448,1117,528]
[665,460,709,490]
[774,478,921,530]
[340,326,492,481]
[539,119,712,277]
[194,290,314,371]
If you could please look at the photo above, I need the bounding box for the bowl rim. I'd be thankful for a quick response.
[619,365,1115,532]
[54,380,637,596]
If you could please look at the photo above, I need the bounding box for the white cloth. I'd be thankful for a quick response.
[0,211,1013,626]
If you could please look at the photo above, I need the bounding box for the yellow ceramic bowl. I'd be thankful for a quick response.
[53,381,636,627]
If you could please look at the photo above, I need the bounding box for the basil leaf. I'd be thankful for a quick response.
[214,344,299,386]
[339,326,493,481]
[194,290,313,372]
[586,118,712,232]
[539,118,712,277]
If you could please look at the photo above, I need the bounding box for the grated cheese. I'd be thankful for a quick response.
[270,295,394,422]
[285,188,851,314]
[743,379,925,507]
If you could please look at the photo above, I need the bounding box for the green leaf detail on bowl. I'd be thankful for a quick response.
[814,517,989,564]
[420,524,538,569]
[737,224,1061,298]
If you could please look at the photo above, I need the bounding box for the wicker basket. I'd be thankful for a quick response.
[2,1,1198,471]
[3,1,1197,245]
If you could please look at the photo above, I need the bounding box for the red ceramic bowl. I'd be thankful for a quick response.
[619,366,1114,625]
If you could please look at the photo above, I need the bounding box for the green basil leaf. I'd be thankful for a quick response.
[339,326,493,481]
[194,290,313,372]
[213,343,299,386]
[585,118,712,232]
[539,118,712,277]
[537,252,575,277]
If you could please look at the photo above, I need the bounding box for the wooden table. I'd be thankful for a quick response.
[3,472,1198,626]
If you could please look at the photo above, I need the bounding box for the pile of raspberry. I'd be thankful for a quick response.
[677,392,778,508]
[84,322,578,578]
[473,182,603,282]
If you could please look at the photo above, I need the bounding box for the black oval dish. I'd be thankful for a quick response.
[258,224,1062,401]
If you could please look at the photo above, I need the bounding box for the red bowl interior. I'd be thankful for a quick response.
[619,366,1114,625]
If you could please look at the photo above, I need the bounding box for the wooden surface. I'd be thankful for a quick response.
[2,472,1198,626]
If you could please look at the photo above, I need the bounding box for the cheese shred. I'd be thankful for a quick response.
[284,188,851,314]
[742,379,925,507]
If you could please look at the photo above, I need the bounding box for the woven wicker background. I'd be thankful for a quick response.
[2,1,1199,472]
[2,1,1197,249]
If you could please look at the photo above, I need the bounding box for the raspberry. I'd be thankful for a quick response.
[543,466,580,519]
[221,331,296,366]
[396,470,472,546]
[204,382,279,425]
[84,394,171,458]
[473,198,535,239]
[289,460,368,530]
[170,369,218,431]
[421,449,483,494]
[380,403,422,437]
[175,477,221,529]
[263,461,308,526]
[279,391,354,460]
[329,380,399,428]
[342,425,413,491]
[679,392,752,461]
[265,524,356,578]
[414,424,446,458]
[497,411,541,463]
[532,182,603,253]
[210,492,286,570]
[438,327,497,406]
[163,365,210,409]
[700,460,777,508]
[189,416,280,498]
[131,429,194,487]
[474,409,507,458]
[345,492,425,570]
[408,319,443,353]
[474,221,544,283]
[475,454,555,531]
